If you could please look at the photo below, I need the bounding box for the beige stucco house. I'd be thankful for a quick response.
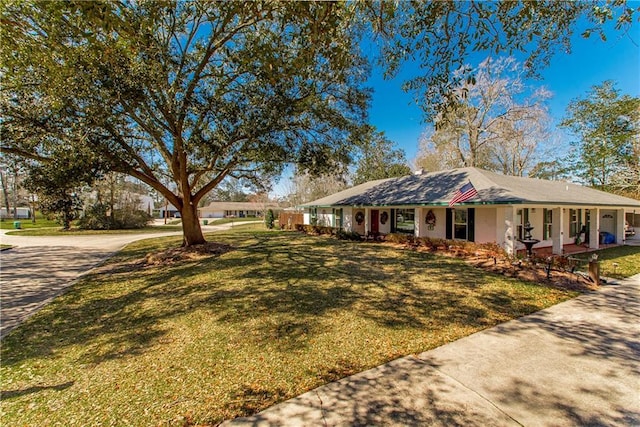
[301,167,640,255]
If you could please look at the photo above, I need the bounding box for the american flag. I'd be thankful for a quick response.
[449,181,477,207]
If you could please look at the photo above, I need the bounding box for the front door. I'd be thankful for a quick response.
[371,210,379,234]
[600,210,616,235]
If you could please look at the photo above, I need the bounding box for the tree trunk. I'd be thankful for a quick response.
[0,171,10,220]
[181,202,206,246]
[62,210,72,230]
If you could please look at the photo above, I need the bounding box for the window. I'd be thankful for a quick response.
[454,209,467,240]
[395,208,415,234]
[310,208,318,225]
[333,208,343,229]
[516,208,529,240]
[569,209,582,237]
[543,209,552,240]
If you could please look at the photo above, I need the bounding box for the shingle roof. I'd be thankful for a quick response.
[301,167,640,208]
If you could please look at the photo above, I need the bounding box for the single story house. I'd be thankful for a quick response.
[0,207,31,219]
[301,167,640,255]
[198,201,282,219]
[158,203,180,218]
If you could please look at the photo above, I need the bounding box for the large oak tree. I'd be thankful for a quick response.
[1,1,369,245]
[2,1,636,245]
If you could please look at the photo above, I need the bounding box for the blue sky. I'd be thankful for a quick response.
[368,18,640,164]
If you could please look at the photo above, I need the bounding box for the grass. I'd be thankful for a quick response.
[572,245,640,279]
[205,217,264,225]
[0,216,60,230]
[5,225,184,236]
[1,228,577,426]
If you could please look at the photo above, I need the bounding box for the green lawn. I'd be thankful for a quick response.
[206,217,264,225]
[5,225,183,236]
[572,245,640,279]
[0,216,60,230]
[1,229,576,426]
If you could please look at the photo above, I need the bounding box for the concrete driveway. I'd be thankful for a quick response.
[225,274,640,426]
[0,222,245,339]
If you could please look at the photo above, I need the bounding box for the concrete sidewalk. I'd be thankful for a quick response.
[225,274,640,426]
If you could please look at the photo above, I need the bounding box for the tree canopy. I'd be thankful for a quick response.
[377,1,637,119]
[1,1,369,244]
[2,1,637,244]
[561,80,640,198]
[352,127,410,185]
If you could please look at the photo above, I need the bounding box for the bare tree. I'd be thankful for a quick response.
[415,57,553,175]
[285,170,347,207]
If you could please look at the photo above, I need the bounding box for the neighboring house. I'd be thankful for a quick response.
[0,207,31,219]
[301,167,640,255]
[158,203,180,218]
[135,194,155,215]
[198,201,282,219]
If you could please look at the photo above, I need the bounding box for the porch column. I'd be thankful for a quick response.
[589,208,600,250]
[503,207,516,255]
[617,209,625,243]
[364,207,370,235]
[415,207,423,237]
[552,207,563,255]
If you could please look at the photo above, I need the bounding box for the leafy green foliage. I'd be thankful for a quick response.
[78,202,152,230]
[335,229,362,241]
[529,160,572,181]
[376,1,637,119]
[2,1,637,245]
[264,209,275,230]
[1,1,370,245]
[22,149,103,230]
[352,127,411,185]
[77,203,112,230]
[561,81,640,196]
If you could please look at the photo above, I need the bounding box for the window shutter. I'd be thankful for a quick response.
[390,209,395,233]
[446,208,453,240]
[467,208,475,242]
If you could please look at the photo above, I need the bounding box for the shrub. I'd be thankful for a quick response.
[429,238,448,250]
[112,207,152,229]
[79,202,152,230]
[416,237,435,250]
[264,209,275,229]
[476,242,507,258]
[78,202,111,230]
[386,233,414,244]
[336,229,362,241]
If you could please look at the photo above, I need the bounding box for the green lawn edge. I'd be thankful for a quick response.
[5,225,183,236]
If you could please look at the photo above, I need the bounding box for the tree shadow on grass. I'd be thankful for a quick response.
[1,381,74,399]
[1,232,561,370]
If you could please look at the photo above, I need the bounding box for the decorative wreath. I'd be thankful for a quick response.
[355,211,365,225]
[425,210,436,226]
[380,211,389,225]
